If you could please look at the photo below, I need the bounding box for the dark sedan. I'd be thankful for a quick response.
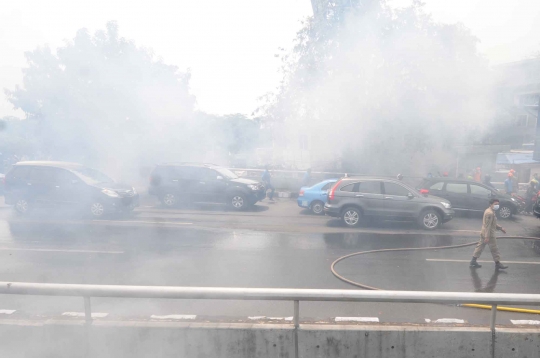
[418,178,518,219]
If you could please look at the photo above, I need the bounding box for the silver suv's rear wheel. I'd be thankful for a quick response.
[419,210,440,230]
[342,207,361,227]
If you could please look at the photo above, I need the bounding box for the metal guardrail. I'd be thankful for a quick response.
[2,282,539,357]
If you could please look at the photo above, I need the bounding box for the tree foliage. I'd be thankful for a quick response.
[264,1,493,174]
[5,22,196,171]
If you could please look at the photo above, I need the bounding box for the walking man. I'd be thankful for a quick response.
[261,165,275,201]
[470,199,508,270]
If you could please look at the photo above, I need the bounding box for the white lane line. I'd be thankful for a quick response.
[94,220,192,226]
[511,320,540,325]
[426,259,540,265]
[267,317,293,321]
[151,314,196,320]
[62,312,108,318]
[425,318,465,324]
[248,316,266,320]
[0,248,123,254]
[335,317,379,322]
[0,310,16,315]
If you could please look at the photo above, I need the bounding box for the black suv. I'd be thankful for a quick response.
[4,161,139,217]
[324,177,454,230]
[418,178,517,219]
[148,163,266,210]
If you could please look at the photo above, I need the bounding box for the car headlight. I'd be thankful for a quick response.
[441,202,452,209]
[247,184,259,190]
[511,197,517,202]
[102,188,120,198]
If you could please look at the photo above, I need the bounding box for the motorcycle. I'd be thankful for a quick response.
[511,193,528,214]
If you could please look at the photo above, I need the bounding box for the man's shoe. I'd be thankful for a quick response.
[470,258,482,268]
[495,262,508,270]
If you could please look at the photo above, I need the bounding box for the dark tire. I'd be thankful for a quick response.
[311,200,325,215]
[498,205,512,220]
[14,198,31,215]
[341,207,362,227]
[230,193,247,211]
[89,202,106,218]
[160,193,177,208]
[418,209,441,230]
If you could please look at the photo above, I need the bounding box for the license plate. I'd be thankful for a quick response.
[302,201,308,207]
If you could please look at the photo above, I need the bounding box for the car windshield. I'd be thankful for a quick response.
[216,168,238,179]
[71,167,114,184]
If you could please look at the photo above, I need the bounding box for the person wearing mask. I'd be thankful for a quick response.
[301,168,312,187]
[483,174,495,189]
[261,166,275,201]
[474,167,482,182]
[504,173,513,195]
[469,199,508,270]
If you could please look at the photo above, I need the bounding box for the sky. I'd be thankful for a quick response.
[0,0,539,119]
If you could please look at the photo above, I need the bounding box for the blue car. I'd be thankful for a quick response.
[297,179,338,214]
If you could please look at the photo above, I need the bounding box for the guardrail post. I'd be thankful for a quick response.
[490,304,497,358]
[294,300,299,358]
[490,304,497,331]
[84,296,92,324]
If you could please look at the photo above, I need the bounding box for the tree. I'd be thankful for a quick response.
[263,1,494,174]
[5,22,196,174]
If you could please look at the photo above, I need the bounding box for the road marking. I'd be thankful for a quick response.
[94,220,192,226]
[426,259,540,265]
[151,314,196,320]
[62,312,108,318]
[267,317,293,321]
[511,320,540,325]
[335,317,379,322]
[0,310,15,315]
[0,248,123,254]
[425,318,465,324]
[248,316,267,320]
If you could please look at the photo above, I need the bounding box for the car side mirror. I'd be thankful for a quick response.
[216,176,224,180]
[407,192,414,199]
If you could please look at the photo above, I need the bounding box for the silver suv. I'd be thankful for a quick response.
[324,177,454,230]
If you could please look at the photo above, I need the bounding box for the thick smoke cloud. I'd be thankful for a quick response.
[264,1,495,175]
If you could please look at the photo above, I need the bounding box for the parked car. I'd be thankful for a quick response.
[148,163,266,210]
[3,161,138,217]
[324,177,454,230]
[418,178,518,219]
[298,179,337,214]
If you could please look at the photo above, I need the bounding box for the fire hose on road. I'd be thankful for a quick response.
[330,236,540,314]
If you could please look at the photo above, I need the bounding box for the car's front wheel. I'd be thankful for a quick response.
[89,202,106,218]
[230,194,248,210]
[311,200,325,215]
[342,207,361,227]
[419,209,441,230]
[498,205,513,219]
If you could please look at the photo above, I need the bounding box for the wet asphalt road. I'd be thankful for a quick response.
[0,200,539,326]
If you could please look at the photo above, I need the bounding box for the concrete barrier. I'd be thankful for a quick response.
[0,319,538,358]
